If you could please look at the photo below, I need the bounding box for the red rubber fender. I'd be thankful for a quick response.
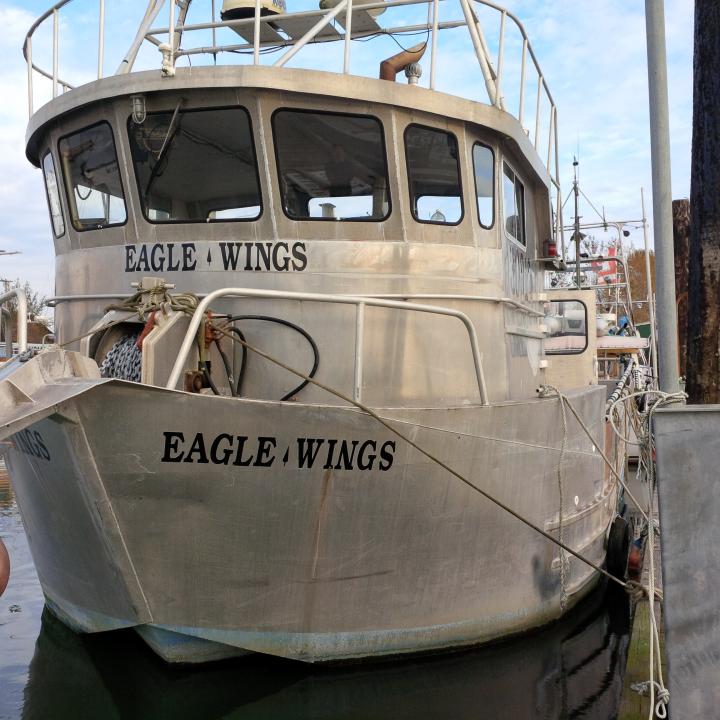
[0,537,9,597]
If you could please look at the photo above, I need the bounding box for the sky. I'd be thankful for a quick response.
[0,0,694,299]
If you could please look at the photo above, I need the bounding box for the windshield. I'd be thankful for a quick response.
[128,106,262,223]
[273,109,390,222]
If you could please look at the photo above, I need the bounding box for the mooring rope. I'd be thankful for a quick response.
[606,385,684,720]
[212,322,632,594]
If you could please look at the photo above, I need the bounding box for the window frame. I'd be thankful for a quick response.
[127,105,264,225]
[472,141,495,230]
[404,123,465,227]
[271,107,392,223]
[502,160,527,250]
[57,120,128,233]
[41,150,66,238]
[544,299,589,355]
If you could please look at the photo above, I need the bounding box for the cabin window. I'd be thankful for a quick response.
[58,122,127,231]
[405,124,463,225]
[42,152,65,237]
[128,107,262,223]
[544,300,588,355]
[273,109,390,221]
[503,162,526,246]
[472,143,494,229]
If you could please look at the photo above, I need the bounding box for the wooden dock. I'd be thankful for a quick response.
[619,498,669,720]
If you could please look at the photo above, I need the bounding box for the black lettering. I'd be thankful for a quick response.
[183,433,209,464]
[136,244,150,272]
[379,441,396,472]
[150,244,165,272]
[210,434,234,465]
[291,242,308,272]
[244,242,253,271]
[162,432,185,462]
[272,242,290,272]
[15,432,31,455]
[255,242,272,272]
[24,430,41,458]
[323,439,338,469]
[335,440,359,470]
[357,440,377,470]
[34,432,51,461]
[297,438,324,469]
[220,242,243,271]
[254,437,277,467]
[125,245,137,272]
[233,436,254,466]
[182,243,197,271]
[167,243,181,272]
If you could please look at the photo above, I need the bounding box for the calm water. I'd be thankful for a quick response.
[0,471,632,720]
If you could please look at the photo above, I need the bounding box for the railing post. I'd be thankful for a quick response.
[458,0,497,105]
[253,0,261,64]
[26,37,33,117]
[495,10,506,109]
[0,290,28,355]
[211,0,217,59]
[354,302,365,401]
[168,0,176,56]
[553,110,564,258]
[429,0,440,89]
[534,74,542,149]
[518,37,527,125]
[98,0,105,79]
[546,105,555,170]
[343,0,353,74]
[52,8,59,98]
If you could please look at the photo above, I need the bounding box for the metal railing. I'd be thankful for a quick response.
[165,287,489,404]
[23,0,563,244]
[0,290,28,355]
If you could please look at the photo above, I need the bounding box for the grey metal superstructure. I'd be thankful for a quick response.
[0,0,625,663]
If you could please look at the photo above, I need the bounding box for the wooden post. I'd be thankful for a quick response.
[686,1,720,403]
[673,199,690,378]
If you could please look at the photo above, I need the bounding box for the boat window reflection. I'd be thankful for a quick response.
[544,300,588,354]
[41,152,65,238]
[473,142,494,229]
[405,124,463,225]
[503,162,526,246]
[273,109,390,222]
[58,122,127,231]
[128,107,262,223]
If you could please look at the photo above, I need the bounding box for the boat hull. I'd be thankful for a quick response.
[6,381,615,663]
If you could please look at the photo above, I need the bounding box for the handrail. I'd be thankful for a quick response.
[0,290,28,354]
[165,287,489,404]
[47,292,544,318]
[364,294,545,317]
[24,0,563,248]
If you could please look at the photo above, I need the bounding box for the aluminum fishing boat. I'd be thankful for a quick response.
[0,0,630,663]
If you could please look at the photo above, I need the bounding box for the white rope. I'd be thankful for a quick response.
[631,680,669,719]
[617,389,683,720]
[539,386,650,525]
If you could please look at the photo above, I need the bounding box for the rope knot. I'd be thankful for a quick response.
[630,681,669,718]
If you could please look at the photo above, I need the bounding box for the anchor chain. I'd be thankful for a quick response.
[99,333,142,382]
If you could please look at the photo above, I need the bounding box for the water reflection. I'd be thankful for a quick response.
[18,586,631,720]
[1,463,632,720]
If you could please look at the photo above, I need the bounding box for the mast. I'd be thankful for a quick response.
[573,158,582,289]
